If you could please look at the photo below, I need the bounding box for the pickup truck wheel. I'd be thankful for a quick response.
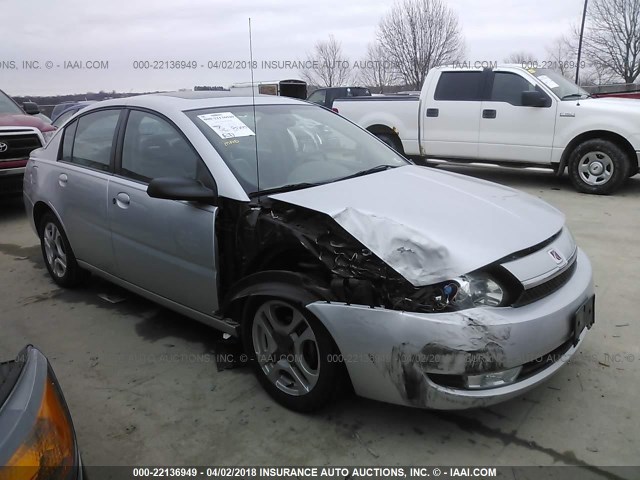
[376,133,401,152]
[242,297,344,412]
[568,139,630,194]
[39,212,89,288]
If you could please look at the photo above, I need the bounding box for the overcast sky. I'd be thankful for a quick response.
[1,0,585,96]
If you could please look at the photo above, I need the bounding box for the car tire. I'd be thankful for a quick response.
[376,133,401,153]
[628,164,639,177]
[568,139,630,194]
[242,296,345,412]
[39,212,89,288]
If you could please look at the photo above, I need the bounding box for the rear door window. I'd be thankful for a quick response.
[434,72,484,101]
[61,109,120,171]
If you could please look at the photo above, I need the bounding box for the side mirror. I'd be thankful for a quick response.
[147,177,217,203]
[22,102,41,115]
[521,91,550,107]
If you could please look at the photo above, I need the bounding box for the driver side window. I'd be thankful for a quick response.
[121,110,212,186]
[490,72,544,106]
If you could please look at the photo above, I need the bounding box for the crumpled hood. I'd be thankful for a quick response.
[0,114,53,132]
[271,166,565,286]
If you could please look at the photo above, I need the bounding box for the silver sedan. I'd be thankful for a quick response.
[23,92,595,411]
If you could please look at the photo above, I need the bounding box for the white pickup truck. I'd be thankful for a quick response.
[333,65,640,194]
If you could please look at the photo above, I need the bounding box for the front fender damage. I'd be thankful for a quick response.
[217,197,457,315]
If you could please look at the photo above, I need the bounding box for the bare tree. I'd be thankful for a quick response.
[545,36,577,76]
[377,0,464,90]
[583,0,640,83]
[300,35,351,87]
[503,51,537,65]
[580,60,618,85]
[356,43,399,92]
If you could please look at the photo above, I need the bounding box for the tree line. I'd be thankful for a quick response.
[301,0,640,91]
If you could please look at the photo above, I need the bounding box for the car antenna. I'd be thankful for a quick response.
[249,18,260,200]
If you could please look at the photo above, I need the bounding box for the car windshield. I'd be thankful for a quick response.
[530,68,589,100]
[0,90,24,115]
[187,104,409,194]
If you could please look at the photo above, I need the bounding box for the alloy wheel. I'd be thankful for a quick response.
[43,222,67,278]
[251,300,320,396]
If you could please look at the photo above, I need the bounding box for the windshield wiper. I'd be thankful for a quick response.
[561,93,591,100]
[250,182,322,197]
[337,164,398,182]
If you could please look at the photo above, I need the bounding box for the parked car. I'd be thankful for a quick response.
[307,87,371,109]
[0,89,56,196]
[51,103,76,122]
[0,346,83,478]
[51,101,96,127]
[24,92,594,412]
[333,65,640,194]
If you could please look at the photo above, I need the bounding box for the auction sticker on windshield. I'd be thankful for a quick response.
[198,112,255,139]
[537,75,560,89]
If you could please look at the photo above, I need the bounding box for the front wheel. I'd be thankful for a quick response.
[242,297,344,412]
[568,139,630,194]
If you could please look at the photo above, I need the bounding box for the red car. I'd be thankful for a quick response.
[0,89,56,197]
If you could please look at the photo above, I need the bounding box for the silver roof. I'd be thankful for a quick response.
[83,92,306,115]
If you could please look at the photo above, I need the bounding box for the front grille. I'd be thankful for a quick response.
[512,259,577,307]
[0,133,42,162]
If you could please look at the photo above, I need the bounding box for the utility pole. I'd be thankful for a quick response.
[576,0,589,85]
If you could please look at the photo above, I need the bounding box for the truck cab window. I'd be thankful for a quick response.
[307,90,326,105]
[434,72,484,101]
[490,72,541,106]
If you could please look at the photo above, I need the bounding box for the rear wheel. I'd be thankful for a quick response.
[242,297,344,412]
[568,139,630,194]
[39,212,89,288]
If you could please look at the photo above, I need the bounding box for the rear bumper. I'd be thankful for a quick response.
[307,248,594,410]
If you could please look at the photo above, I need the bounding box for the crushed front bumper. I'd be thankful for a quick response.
[307,248,594,410]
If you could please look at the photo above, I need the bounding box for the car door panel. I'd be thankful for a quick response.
[479,71,558,164]
[108,109,219,315]
[55,165,114,270]
[54,109,121,271]
[107,178,218,314]
[423,71,485,159]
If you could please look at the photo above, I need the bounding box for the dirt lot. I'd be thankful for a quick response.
[1,166,638,472]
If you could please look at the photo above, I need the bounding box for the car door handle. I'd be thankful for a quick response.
[482,109,497,119]
[426,108,439,117]
[58,173,68,187]
[113,192,131,209]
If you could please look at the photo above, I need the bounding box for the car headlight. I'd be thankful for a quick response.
[41,129,57,144]
[443,273,506,309]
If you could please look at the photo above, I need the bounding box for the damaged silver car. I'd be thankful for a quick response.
[23,92,595,411]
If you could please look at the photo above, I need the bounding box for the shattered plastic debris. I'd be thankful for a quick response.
[98,292,127,304]
[213,337,248,372]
